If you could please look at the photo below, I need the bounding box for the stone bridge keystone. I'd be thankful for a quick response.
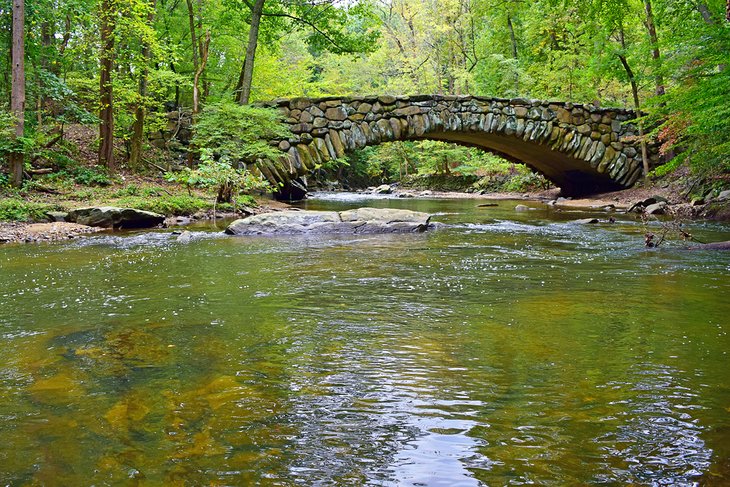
[255,95,662,195]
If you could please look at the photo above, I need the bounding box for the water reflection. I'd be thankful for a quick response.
[595,363,711,485]
[1,196,729,484]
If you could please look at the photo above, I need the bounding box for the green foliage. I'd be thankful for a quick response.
[342,140,537,185]
[0,198,61,222]
[114,195,213,216]
[471,163,552,193]
[44,166,113,186]
[192,103,292,165]
[166,150,271,205]
[68,166,114,186]
[0,0,727,191]
[652,23,730,174]
[36,70,98,125]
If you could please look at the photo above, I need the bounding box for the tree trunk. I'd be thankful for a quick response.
[643,0,664,96]
[237,0,265,105]
[130,0,157,169]
[233,60,246,102]
[10,0,25,187]
[697,3,714,24]
[507,13,519,94]
[726,0,729,22]
[618,54,650,186]
[187,30,210,167]
[193,30,211,115]
[186,0,200,114]
[195,0,210,104]
[99,0,116,172]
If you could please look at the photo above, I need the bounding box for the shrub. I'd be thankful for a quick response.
[192,103,292,165]
[115,195,213,216]
[67,166,113,186]
[0,198,61,222]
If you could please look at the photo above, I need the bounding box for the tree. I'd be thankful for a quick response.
[10,0,25,187]
[236,0,265,104]
[643,0,664,96]
[129,0,157,169]
[99,0,116,171]
[232,0,379,104]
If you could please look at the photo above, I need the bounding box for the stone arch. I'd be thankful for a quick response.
[257,95,661,195]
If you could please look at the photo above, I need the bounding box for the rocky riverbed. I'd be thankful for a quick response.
[0,222,104,244]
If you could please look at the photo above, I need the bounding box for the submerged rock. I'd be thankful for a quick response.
[573,218,600,224]
[67,206,165,229]
[695,240,730,250]
[225,208,431,236]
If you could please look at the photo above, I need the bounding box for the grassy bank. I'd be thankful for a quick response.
[0,173,259,222]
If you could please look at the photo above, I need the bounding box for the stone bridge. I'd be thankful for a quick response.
[256,95,661,195]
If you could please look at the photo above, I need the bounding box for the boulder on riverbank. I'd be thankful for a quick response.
[225,208,431,236]
[66,207,165,229]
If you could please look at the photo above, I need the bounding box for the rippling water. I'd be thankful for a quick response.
[1,195,729,485]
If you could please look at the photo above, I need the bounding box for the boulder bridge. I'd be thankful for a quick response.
[254,95,661,197]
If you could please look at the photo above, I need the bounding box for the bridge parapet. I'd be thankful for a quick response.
[256,95,661,194]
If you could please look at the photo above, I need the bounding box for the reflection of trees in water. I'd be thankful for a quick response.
[594,362,711,485]
[279,307,486,485]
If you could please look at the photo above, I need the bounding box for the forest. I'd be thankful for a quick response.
[0,0,729,209]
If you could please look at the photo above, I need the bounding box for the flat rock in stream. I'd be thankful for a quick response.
[692,240,730,250]
[66,207,165,229]
[225,208,431,236]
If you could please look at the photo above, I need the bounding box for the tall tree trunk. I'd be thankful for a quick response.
[10,0,25,187]
[193,30,211,115]
[99,0,116,172]
[170,61,180,106]
[507,13,519,94]
[618,54,650,186]
[643,0,664,96]
[186,0,200,114]
[726,0,729,22]
[187,30,210,167]
[130,0,157,169]
[237,0,265,105]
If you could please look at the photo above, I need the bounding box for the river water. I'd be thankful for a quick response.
[1,194,729,486]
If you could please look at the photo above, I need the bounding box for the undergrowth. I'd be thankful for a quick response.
[0,198,61,222]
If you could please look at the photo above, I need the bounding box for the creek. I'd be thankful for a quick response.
[1,194,729,485]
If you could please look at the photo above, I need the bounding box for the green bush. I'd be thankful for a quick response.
[115,195,213,216]
[0,198,61,222]
[192,103,292,165]
[67,166,113,186]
